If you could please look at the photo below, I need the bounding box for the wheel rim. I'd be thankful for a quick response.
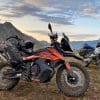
[60,66,85,91]
[65,70,83,87]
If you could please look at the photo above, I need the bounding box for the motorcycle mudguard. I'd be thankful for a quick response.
[53,60,71,70]
[61,38,73,52]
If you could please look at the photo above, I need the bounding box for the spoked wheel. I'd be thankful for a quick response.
[56,62,89,97]
[0,65,19,90]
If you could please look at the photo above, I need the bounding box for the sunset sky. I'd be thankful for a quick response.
[0,0,100,42]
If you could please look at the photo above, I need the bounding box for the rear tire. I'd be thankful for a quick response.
[0,65,19,90]
[56,62,89,96]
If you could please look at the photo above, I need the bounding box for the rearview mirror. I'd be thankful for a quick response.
[48,23,53,34]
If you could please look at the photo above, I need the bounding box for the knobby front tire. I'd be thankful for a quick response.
[56,62,90,97]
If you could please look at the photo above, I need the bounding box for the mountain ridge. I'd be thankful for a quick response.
[0,22,41,49]
[71,39,100,49]
[40,39,100,50]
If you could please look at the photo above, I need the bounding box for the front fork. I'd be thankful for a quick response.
[64,62,75,78]
[65,63,71,70]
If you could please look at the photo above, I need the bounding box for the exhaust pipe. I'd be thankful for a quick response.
[3,71,22,79]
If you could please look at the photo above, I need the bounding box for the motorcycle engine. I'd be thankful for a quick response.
[31,59,54,83]
[31,64,40,78]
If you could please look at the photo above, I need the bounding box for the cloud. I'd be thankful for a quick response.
[68,34,99,41]
[26,30,99,41]
[26,31,50,42]
[0,0,75,25]
[27,30,48,35]
[23,0,49,8]
[0,0,100,25]
[78,1,100,18]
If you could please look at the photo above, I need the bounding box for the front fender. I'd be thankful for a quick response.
[54,60,71,70]
[54,60,65,68]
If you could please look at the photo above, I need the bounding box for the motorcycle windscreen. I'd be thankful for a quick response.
[61,38,73,52]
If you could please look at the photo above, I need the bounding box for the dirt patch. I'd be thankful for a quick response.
[0,65,100,100]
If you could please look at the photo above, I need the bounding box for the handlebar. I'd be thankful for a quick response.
[48,23,53,35]
[48,23,69,42]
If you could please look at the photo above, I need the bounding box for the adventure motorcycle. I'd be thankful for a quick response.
[0,35,89,97]
[79,45,100,67]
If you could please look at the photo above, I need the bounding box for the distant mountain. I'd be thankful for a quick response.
[70,40,100,50]
[40,39,100,50]
[0,22,41,49]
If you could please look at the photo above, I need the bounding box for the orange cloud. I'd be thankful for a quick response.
[25,31,98,42]
[26,32,50,42]
[23,0,49,8]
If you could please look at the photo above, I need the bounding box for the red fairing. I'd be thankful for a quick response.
[23,47,63,61]
[36,48,63,61]
[47,47,63,60]
[23,55,40,61]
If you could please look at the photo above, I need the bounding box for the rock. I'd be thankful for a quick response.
[0,22,42,49]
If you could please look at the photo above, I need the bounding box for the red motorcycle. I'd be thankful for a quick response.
[0,35,89,97]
